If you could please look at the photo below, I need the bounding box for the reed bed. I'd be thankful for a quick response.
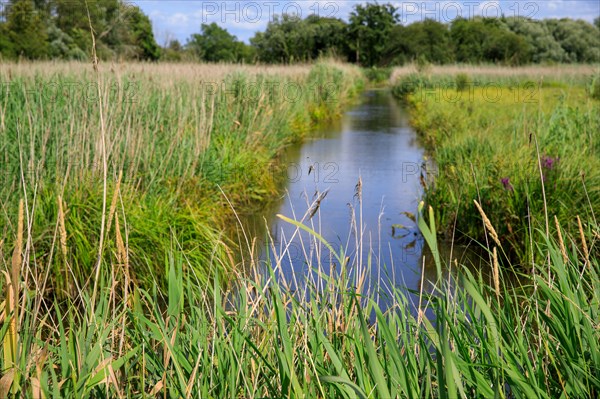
[0,61,597,397]
[391,63,599,83]
[0,61,364,295]
[0,61,312,81]
[0,184,597,397]
[392,71,600,262]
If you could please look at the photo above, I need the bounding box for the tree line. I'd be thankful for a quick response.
[2,1,599,65]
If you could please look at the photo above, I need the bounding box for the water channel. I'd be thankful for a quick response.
[242,89,484,301]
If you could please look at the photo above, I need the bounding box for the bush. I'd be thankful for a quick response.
[364,67,392,84]
[391,73,430,99]
[415,54,431,74]
[589,74,600,100]
[455,73,469,91]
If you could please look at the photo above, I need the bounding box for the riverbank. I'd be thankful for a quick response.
[2,193,598,397]
[392,67,599,262]
[1,64,598,397]
[0,61,364,294]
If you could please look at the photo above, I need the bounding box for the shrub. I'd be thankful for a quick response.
[364,67,392,84]
[391,73,430,99]
[455,73,469,91]
[415,54,431,74]
[590,74,600,100]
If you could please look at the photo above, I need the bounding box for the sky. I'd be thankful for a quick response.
[134,1,600,46]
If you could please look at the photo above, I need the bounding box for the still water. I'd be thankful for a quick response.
[243,89,480,296]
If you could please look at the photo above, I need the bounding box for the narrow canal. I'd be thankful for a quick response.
[243,89,480,300]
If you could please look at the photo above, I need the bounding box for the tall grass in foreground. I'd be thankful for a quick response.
[0,190,598,397]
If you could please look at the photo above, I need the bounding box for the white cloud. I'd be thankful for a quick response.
[166,13,190,26]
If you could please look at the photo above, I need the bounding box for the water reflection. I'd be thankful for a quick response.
[242,90,482,304]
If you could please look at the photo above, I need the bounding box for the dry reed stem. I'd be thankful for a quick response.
[492,247,500,302]
[3,199,24,376]
[106,171,122,235]
[354,176,362,202]
[58,196,68,258]
[12,200,24,299]
[29,345,47,399]
[114,214,129,284]
[114,210,131,370]
[57,195,69,293]
[577,215,590,268]
[554,216,568,264]
[0,61,319,90]
[88,5,109,313]
[474,200,501,247]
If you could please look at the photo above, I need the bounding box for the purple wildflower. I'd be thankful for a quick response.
[501,177,514,192]
[542,155,559,170]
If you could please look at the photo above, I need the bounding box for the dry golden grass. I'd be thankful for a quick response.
[0,61,315,84]
[391,63,599,82]
[555,216,568,264]
[577,215,590,267]
[474,200,501,248]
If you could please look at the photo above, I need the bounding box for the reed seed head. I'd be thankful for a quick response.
[474,200,501,247]
[554,215,568,264]
[577,215,589,268]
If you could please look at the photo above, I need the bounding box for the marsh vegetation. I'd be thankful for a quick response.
[0,60,597,397]
[0,2,599,395]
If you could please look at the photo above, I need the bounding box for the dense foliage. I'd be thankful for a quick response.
[188,23,254,63]
[0,0,160,60]
[1,1,599,64]
[251,14,348,63]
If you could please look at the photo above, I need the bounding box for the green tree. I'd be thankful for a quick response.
[1,0,48,59]
[251,15,311,63]
[0,18,12,58]
[545,18,600,62]
[348,3,398,66]
[251,14,347,63]
[304,15,348,60]
[46,20,86,60]
[188,23,245,62]
[162,39,184,61]
[385,20,454,65]
[54,0,121,58]
[484,27,531,65]
[234,41,256,63]
[450,18,490,63]
[504,17,565,63]
[451,17,531,65]
[125,5,160,60]
[384,24,410,65]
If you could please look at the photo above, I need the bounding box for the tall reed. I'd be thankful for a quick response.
[0,185,597,397]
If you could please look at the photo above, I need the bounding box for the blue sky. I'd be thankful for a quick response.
[134,1,600,46]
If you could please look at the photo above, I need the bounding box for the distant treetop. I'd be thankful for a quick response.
[1,1,598,65]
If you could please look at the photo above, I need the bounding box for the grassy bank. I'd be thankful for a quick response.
[391,66,599,262]
[1,62,598,397]
[1,194,598,397]
[0,61,363,294]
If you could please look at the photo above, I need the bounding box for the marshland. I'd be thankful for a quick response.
[0,2,599,398]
